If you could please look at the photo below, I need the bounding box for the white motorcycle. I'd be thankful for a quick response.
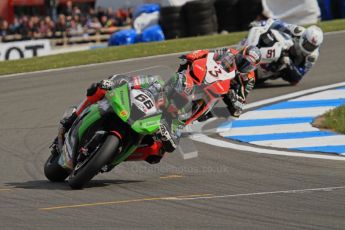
[243,20,294,84]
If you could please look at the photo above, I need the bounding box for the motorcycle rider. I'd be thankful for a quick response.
[56,47,260,169]
[57,74,181,168]
[246,18,323,85]
[178,45,261,117]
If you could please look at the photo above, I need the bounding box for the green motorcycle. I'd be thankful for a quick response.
[44,83,163,189]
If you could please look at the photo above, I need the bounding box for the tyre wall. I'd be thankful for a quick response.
[159,0,263,39]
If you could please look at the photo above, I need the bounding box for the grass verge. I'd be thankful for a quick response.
[0,19,345,76]
[315,106,345,134]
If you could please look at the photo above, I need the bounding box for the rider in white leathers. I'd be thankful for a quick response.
[245,18,323,85]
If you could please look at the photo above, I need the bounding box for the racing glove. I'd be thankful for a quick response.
[282,64,304,85]
[60,111,78,132]
[230,90,245,110]
[280,56,292,66]
[178,55,189,72]
[288,25,304,37]
[86,80,114,96]
[99,79,115,90]
[224,89,245,118]
[159,120,178,153]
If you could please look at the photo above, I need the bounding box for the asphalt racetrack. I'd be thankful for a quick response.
[0,32,345,230]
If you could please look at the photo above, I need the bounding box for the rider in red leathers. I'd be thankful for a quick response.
[178,45,261,117]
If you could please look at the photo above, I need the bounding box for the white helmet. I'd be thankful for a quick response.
[299,25,323,54]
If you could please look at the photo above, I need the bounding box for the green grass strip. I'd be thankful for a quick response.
[319,106,345,134]
[0,19,345,76]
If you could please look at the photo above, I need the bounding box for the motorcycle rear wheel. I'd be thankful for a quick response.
[68,135,120,189]
[44,153,70,182]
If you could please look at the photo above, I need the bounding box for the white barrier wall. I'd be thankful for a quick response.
[262,0,321,25]
[0,40,51,61]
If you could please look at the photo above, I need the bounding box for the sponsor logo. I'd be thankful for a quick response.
[0,40,51,61]
[120,90,125,105]
[120,110,128,117]
[146,121,158,127]
[194,63,205,73]
[311,37,317,45]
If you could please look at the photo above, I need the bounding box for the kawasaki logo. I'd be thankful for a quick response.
[120,90,125,105]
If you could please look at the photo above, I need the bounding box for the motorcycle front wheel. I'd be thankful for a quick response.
[68,135,120,189]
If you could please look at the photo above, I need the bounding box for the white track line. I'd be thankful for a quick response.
[252,135,345,148]
[191,133,345,160]
[191,81,345,161]
[291,89,345,101]
[164,186,345,201]
[244,82,345,110]
[240,107,335,119]
[220,123,318,136]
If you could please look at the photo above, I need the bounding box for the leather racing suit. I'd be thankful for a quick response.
[179,48,256,117]
[247,19,320,84]
[58,74,183,169]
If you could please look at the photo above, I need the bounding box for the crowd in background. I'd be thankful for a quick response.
[0,1,133,42]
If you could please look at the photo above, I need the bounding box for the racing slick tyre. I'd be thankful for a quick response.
[183,0,214,12]
[160,20,185,30]
[44,153,69,182]
[163,29,186,39]
[160,5,182,15]
[214,0,240,32]
[237,0,263,30]
[68,135,120,189]
[183,0,218,36]
[189,23,216,36]
[160,6,186,39]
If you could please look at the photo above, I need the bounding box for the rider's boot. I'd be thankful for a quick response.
[53,112,78,170]
[57,143,73,170]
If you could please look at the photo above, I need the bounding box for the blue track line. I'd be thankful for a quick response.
[219,117,314,129]
[258,99,345,110]
[226,131,336,142]
[292,145,345,155]
[336,86,345,90]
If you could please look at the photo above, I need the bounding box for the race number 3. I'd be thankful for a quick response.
[208,68,222,78]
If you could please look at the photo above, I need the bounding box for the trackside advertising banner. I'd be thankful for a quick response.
[0,40,51,61]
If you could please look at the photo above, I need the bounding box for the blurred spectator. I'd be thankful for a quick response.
[64,0,73,16]
[100,15,111,27]
[9,17,21,34]
[73,6,82,16]
[55,14,67,33]
[106,7,113,18]
[0,5,133,42]
[87,16,102,30]
[69,15,84,36]
[0,19,10,37]
[27,18,39,39]
[44,16,55,38]
[88,7,97,19]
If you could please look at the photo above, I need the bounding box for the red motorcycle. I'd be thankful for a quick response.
[127,52,236,162]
